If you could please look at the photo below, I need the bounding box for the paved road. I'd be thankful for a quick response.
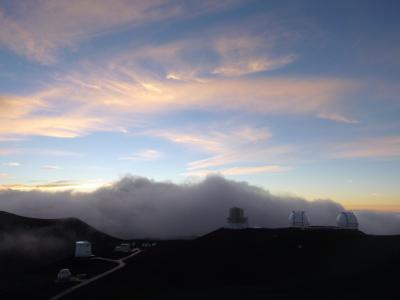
[49,249,143,300]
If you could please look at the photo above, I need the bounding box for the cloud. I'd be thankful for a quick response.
[0,22,358,141]
[333,136,400,159]
[0,14,361,160]
[1,175,399,238]
[149,126,271,154]
[120,149,164,161]
[54,69,356,117]
[0,175,346,238]
[3,162,20,167]
[0,0,243,64]
[41,149,82,157]
[0,91,109,139]
[0,173,11,179]
[118,20,299,80]
[0,112,106,138]
[211,36,297,76]
[152,131,225,153]
[184,165,291,177]
[212,54,296,76]
[186,145,293,171]
[0,179,107,192]
[0,95,46,118]
[0,0,183,63]
[0,148,19,156]
[0,231,70,263]
[42,165,60,170]
[147,126,292,175]
[0,180,79,191]
[317,112,359,124]
[0,137,24,142]
[355,211,400,235]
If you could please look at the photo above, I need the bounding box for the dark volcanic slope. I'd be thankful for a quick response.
[64,227,400,300]
[0,211,121,273]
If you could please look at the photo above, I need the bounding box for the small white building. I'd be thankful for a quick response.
[289,211,310,228]
[74,241,92,258]
[141,242,151,248]
[337,211,359,229]
[57,268,71,282]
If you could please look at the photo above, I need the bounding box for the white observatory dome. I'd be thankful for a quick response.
[337,212,358,229]
[289,211,310,228]
[57,268,71,282]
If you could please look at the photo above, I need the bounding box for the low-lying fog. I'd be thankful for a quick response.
[0,175,399,238]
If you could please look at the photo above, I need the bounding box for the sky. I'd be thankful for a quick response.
[0,0,399,211]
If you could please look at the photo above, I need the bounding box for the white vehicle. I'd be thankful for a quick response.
[114,243,131,253]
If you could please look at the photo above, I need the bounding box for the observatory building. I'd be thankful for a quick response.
[289,211,310,228]
[337,211,359,229]
[227,207,248,229]
[56,268,72,282]
[74,241,92,258]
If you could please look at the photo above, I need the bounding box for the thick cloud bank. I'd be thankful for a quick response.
[0,176,398,238]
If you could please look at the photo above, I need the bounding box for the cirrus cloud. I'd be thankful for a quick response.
[0,0,183,63]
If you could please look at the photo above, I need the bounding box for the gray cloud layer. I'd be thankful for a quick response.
[0,176,398,238]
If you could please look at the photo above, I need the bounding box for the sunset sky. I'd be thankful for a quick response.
[0,0,399,211]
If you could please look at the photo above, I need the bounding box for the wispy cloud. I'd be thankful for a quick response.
[0,76,355,141]
[186,146,293,171]
[333,136,400,159]
[0,179,108,192]
[212,55,296,76]
[317,112,359,124]
[0,95,46,118]
[184,165,291,177]
[42,165,60,170]
[0,148,81,158]
[41,149,82,157]
[149,126,271,154]
[55,68,356,116]
[0,137,25,142]
[212,36,297,76]
[149,131,225,153]
[0,0,183,63]
[0,112,106,138]
[148,125,293,176]
[120,149,164,161]
[0,148,19,156]
[0,24,358,141]
[0,0,243,64]
[3,162,20,167]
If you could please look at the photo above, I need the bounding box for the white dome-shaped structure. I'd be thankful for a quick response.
[289,211,310,228]
[337,212,358,229]
[57,268,71,282]
[74,241,92,258]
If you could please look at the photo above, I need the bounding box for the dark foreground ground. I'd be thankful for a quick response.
[60,227,400,300]
[2,211,400,300]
